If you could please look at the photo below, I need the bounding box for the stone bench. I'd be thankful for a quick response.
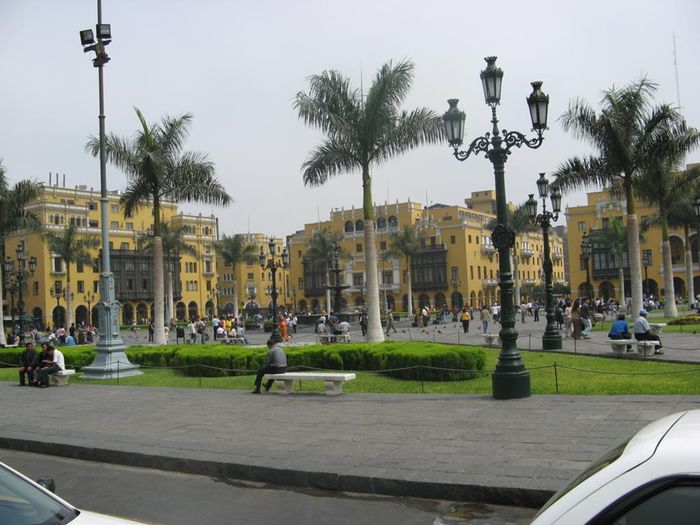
[51,369,76,386]
[262,371,356,395]
[649,323,667,335]
[318,332,350,344]
[609,339,634,355]
[221,337,246,345]
[637,340,661,358]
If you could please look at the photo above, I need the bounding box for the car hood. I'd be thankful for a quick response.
[74,509,153,524]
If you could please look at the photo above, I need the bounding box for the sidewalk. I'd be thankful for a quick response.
[1,381,699,507]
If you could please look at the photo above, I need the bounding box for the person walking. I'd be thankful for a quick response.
[359,310,368,337]
[564,300,573,338]
[571,299,582,339]
[252,339,287,394]
[480,304,491,334]
[460,306,470,334]
[580,298,593,339]
[385,308,397,336]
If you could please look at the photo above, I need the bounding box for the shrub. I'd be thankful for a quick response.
[668,315,700,326]
[244,319,258,330]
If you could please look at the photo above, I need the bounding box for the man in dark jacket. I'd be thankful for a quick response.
[18,342,39,386]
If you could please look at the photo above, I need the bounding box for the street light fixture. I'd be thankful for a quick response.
[4,246,37,337]
[259,238,288,344]
[443,56,549,399]
[581,232,592,300]
[79,0,139,379]
[526,173,562,350]
[642,252,651,299]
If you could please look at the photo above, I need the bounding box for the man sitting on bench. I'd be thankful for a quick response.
[252,339,287,394]
[633,309,663,355]
[18,342,39,386]
[608,313,633,352]
[36,344,65,388]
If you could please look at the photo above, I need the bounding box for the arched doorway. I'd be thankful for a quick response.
[670,236,684,265]
[224,303,234,314]
[52,306,66,329]
[32,307,43,329]
[75,305,88,327]
[176,302,186,321]
[578,282,593,299]
[385,295,395,311]
[451,292,463,309]
[136,303,148,324]
[434,292,446,308]
[122,303,134,325]
[470,291,476,307]
[187,301,199,320]
[418,293,430,308]
[643,279,659,298]
[311,299,320,313]
[598,281,615,301]
[673,277,685,298]
[477,291,484,305]
[205,300,215,318]
[298,299,308,313]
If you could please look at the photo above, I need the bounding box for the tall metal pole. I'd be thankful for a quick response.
[269,262,282,343]
[80,0,140,379]
[536,200,562,350]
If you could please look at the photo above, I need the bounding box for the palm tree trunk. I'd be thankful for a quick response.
[513,249,521,306]
[684,227,694,308]
[152,237,167,344]
[0,261,7,345]
[626,191,643,317]
[325,267,332,314]
[618,264,625,305]
[661,218,678,317]
[166,267,174,325]
[233,284,239,319]
[405,255,413,317]
[364,219,384,343]
[65,266,73,330]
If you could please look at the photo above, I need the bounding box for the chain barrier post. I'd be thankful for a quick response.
[554,361,559,393]
[528,333,531,351]
[117,360,120,385]
[420,366,425,393]
[198,365,202,388]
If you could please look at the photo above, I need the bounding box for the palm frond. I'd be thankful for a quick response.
[371,108,444,164]
[301,140,360,186]
[553,156,616,193]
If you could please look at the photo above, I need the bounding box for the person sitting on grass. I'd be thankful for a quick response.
[633,309,664,355]
[608,313,633,351]
[252,339,287,394]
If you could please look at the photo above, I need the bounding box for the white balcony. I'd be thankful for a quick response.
[481,244,497,254]
[483,279,498,288]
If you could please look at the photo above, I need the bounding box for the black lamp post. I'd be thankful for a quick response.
[581,232,592,300]
[80,0,140,378]
[5,245,37,337]
[443,56,549,399]
[526,173,562,350]
[642,252,651,299]
[259,238,289,344]
[84,291,95,326]
[49,286,72,328]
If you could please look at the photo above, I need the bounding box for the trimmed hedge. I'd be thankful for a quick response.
[668,315,700,326]
[0,342,486,382]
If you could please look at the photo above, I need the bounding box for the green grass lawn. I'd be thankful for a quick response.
[3,347,699,395]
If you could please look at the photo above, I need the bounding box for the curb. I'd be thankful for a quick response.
[0,437,553,509]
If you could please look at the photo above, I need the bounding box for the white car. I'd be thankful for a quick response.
[532,409,700,524]
[0,460,147,524]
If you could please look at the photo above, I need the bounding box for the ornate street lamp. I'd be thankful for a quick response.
[259,238,288,343]
[642,252,651,299]
[526,173,562,350]
[581,232,592,300]
[80,0,140,378]
[443,56,549,399]
[84,290,95,326]
[4,246,36,337]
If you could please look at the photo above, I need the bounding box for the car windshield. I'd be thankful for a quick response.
[0,463,78,524]
[534,436,632,518]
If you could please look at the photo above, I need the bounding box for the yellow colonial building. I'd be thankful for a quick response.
[1,177,218,330]
[215,233,291,316]
[287,190,566,314]
[566,185,700,303]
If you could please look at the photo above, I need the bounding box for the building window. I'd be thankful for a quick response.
[468,235,472,243]
[120,242,129,250]
[578,221,586,231]
[110,204,118,213]
[77,281,85,293]
[380,240,387,251]
[206,280,212,291]
[125,222,134,231]
[127,279,134,290]
[53,257,63,273]
[602,217,609,229]
[110,221,119,229]
[477,267,481,279]
[88,202,97,211]
[356,243,363,253]
[93,281,99,293]
[77,261,84,273]
[54,281,62,294]
[33,281,39,296]
[383,270,393,285]
[470,266,474,279]
[89,219,98,228]
[450,235,456,244]
[142,279,148,291]
[353,273,364,287]
[247,272,254,280]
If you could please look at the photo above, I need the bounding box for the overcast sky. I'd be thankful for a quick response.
[2,0,699,238]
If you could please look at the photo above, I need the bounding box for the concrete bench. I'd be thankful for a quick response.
[649,323,667,335]
[318,332,350,344]
[482,333,500,347]
[221,337,246,345]
[262,371,356,395]
[637,340,661,358]
[51,369,76,386]
[609,339,634,355]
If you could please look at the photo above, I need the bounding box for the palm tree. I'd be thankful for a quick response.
[87,108,231,344]
[306,228,345,313]
[44,225,100,331]
[215,234,257,319]
[666,195,700,308]
[0,160,41,344]
[387,225,421,317]
[486,203,537,306]
[554,78,698,316]
[636,160,700,316]
[588,217,629,303]
[294,59,444,342]
[139,223,198,323]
